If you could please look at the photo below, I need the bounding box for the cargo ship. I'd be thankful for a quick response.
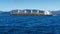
[10,9,53,16]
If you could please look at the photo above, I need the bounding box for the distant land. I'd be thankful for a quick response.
[0,9,60,16]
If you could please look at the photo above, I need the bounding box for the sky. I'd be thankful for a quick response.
[0,0,60,11]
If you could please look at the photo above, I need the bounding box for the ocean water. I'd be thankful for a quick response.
[0,16,60,34]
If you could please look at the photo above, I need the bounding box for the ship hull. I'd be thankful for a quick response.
[10,14,53,16]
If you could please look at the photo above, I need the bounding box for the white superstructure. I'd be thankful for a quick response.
[18,10,20,13]
[24,10,27,13]
[31,10,33,13]
[44,10,51,15]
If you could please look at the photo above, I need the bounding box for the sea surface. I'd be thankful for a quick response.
[0,16,60,34]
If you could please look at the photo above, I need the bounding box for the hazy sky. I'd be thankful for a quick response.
[0,0,60,11]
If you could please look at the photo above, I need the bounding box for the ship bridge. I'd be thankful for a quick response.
[44,10,52,15]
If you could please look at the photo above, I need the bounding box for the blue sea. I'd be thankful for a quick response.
[0,16,60,34]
